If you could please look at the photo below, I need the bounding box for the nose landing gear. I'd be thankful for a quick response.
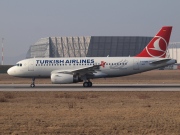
[30,78,35,88]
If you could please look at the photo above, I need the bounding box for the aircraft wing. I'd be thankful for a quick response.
[149,59,172,65]
[51,65,100,75]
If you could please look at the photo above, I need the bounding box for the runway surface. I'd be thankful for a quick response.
[0,84,180,91]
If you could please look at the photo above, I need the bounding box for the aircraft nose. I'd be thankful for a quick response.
[7,68,11,75]
[7,67,14,75]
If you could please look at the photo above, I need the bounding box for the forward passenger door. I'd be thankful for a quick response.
[28,60,34,71]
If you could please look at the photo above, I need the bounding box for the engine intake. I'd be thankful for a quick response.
[51,73,82,84]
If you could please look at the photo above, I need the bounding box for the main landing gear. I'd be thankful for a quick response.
[30,78,35,88]
[83,81,92,87]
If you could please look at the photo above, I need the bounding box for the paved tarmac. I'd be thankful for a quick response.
[0,84,180,91]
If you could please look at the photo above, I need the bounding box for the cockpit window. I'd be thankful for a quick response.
[16,63,22,67]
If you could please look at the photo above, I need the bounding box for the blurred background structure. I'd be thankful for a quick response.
[26,36,153,58]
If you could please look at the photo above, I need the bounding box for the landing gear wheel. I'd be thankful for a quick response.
[30,83,35,88]
[83,82,89,87]
[88,82,92,87]
[83,82,92,87]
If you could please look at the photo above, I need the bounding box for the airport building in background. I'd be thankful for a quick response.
[168,42,180,64]
[26,36,152,58]
[26,36,180,63]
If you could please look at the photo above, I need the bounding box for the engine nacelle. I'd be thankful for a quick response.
[51,73,82,84]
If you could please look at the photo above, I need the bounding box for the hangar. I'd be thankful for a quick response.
[168,42,180,63]
[26,36,153,58]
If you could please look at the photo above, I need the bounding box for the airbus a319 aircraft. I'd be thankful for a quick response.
[8,26,176,87]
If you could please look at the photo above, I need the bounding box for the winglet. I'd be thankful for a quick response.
[136,26,172,58]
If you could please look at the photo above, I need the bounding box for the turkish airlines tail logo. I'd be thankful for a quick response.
[149,37,166,52]
[136,26,172,58]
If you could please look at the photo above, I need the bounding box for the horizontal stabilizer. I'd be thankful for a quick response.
[149,59,171,65]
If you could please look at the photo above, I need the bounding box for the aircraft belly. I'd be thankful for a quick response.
[102,68,133,77]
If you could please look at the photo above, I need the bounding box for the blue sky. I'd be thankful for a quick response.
[0,0,180,64]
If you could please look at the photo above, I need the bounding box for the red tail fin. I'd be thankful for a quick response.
[136,26,172,58]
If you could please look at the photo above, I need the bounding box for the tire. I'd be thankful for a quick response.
[88,82,92,87]
[30,84,35,88]
[83,82,88,87]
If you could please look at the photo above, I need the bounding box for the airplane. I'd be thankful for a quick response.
[7,26,177,87]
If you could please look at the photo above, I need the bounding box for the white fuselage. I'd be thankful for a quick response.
[7,57,176,78]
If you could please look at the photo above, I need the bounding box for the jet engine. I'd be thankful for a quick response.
[51,73,82,84]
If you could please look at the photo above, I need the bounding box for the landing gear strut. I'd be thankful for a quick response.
[83,80,92,87]
[30,78,35,88]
